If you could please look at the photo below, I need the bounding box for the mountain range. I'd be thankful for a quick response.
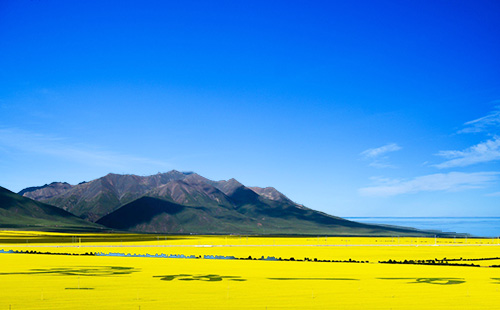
[14,170,441,236]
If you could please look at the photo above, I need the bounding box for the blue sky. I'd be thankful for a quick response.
[1,0,499,216]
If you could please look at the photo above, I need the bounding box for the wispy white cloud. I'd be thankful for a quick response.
[0,128,171,170]
[434,136,500,168]
[459,105,500,134]
[360,143,401,168]
[485,192,500,197]
[361,143,402,158]
[358,171,499,197]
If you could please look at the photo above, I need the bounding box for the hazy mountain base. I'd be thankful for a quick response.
[97,196,442,236]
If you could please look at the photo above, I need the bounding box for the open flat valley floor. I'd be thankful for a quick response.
[1,232,500,309]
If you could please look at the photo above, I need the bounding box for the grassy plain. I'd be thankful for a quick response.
[1,231,500,309]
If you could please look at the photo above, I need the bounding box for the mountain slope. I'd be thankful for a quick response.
[97,196,252,233]
[146,174,236,209]
[0,186,104,231]
[249,186,295,204]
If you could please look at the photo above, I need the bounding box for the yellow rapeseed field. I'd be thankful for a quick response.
[1,231,500,309]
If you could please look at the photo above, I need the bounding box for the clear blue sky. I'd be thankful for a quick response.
[1,0,499,216]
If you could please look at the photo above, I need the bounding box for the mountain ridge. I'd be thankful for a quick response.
[18,171,448,236]
[22,170,191,221]
[18,182,73,200]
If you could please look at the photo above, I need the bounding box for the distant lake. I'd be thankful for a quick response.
[345,217,500,238]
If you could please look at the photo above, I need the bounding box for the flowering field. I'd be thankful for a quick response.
[1,231,500,309]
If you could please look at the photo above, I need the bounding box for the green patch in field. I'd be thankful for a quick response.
[154,274,246,282]
[0,266,139,276]
[378,277,465,285]
[0,234,190,244]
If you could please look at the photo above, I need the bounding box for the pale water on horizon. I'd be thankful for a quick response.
[345,217,500,237]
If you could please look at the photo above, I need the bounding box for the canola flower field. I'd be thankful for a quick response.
[1,231,500,309]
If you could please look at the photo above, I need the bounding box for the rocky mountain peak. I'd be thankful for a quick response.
[19,182,74,201]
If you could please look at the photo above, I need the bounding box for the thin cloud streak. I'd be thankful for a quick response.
[361,143,401,169]
[459,104,500,134]
[359,171,499,197]
[435,136,500,168]
[0,128,171,170]
[361,143,402,158]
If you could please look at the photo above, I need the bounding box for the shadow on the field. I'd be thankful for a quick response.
[378,277,465,285]
[0,266,139,276]
[65,287,95,290]
[154,274,246,281]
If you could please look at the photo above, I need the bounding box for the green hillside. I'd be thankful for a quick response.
[0,186,105,232]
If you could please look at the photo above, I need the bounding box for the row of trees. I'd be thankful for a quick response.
[7,250,95,256]
[239,256,369,263]
[379,259,479,267]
